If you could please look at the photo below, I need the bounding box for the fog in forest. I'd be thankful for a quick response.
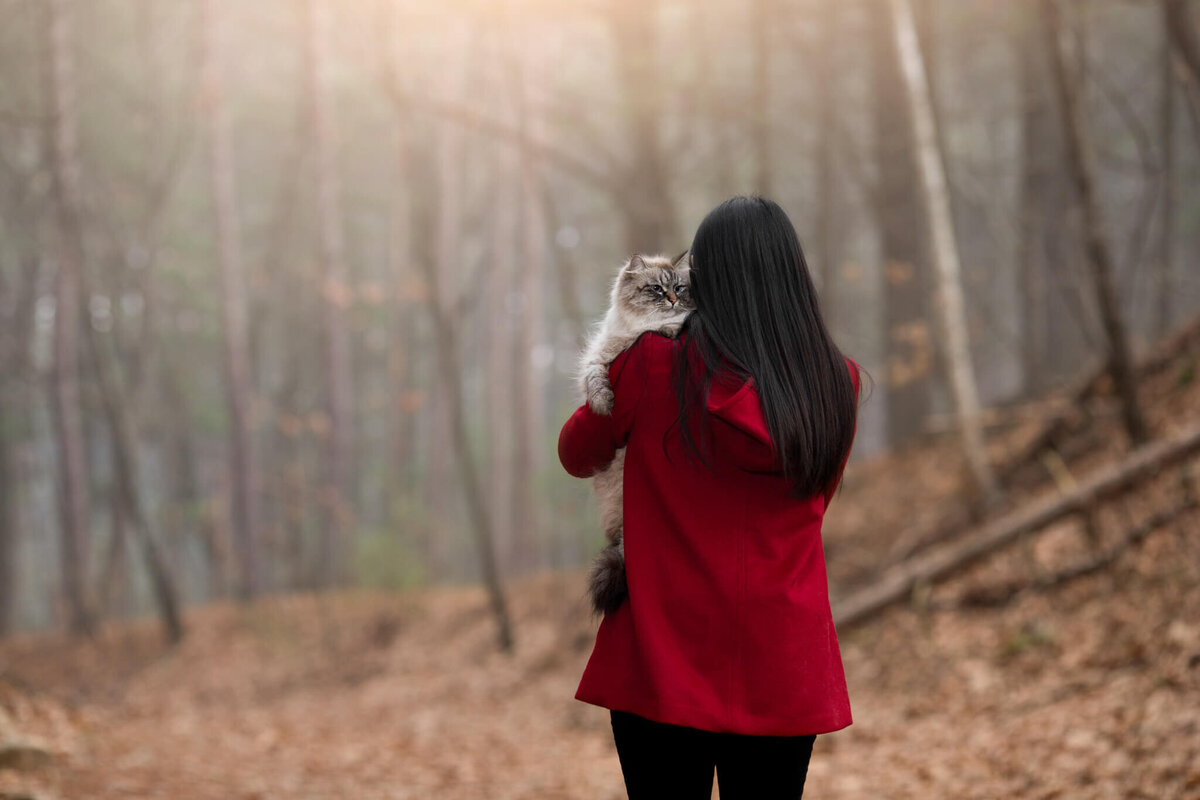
[1,1,1200,795]
[2,1,1200,796]
[1,0,1193,628]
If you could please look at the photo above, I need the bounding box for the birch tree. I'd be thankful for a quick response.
[888,0,1002,505]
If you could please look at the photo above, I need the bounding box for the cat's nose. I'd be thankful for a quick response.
[666,291,678,305]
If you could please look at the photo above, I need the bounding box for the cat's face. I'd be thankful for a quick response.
[617,253,694,320]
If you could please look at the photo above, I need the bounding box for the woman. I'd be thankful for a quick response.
[558,197,863,799]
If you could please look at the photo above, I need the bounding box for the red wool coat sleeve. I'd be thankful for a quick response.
[557,335,650,479]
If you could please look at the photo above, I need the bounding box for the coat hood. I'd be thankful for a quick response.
[704,373,780,473]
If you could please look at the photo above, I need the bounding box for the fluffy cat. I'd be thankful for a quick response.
[580,252,693,615]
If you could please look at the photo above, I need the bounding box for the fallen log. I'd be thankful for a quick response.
[893,316,1200,565]
[834,418,1200,630]
[997,316,1200,481]
[954,494,1197,608]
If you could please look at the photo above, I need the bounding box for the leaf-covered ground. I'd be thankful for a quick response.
[2,529,1198,800]
[2,327,1199,799]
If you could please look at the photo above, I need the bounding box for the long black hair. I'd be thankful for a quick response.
[674,196,861,498]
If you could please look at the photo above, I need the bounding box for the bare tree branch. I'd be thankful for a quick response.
[383,83,620,196]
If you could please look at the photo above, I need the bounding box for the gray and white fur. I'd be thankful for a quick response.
[581,253,693,615]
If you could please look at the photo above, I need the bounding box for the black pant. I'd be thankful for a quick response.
[610,711,816,799]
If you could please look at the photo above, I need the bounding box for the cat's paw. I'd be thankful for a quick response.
[588,385,615,416]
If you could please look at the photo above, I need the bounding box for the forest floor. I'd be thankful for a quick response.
[3,328,1200,799]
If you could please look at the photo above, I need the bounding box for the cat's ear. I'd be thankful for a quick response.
[672,250,690,271]
[619,255,646,282]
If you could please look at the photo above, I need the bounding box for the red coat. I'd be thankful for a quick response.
[558,331,860,736]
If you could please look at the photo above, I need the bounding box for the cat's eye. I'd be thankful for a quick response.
[648,286,664,295]
[675,286,686,294]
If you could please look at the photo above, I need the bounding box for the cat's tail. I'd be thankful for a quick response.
[587,543,627,617]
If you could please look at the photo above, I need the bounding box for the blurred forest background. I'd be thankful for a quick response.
[2,0,1200,797]
[1,0,1195,637]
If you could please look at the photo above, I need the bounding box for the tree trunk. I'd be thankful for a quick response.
[269,337,310,590]
[872,0,933,448]
[813,0,839,317]
[422,31,470,575]
[610,0,678,253]
[889,0,1001,506]
[303,0,355,586]
[201,0,262,599]
[913,0,940,99]
[1158,0,1177,337]
[751,0,772,197]
[385,8,419,527]
[388,162,417,508]
[1016,1,1088,391]
[1166,0,1200,87]
[0,437,14,635]
[85,314,185,643]
[484,21,516,573]
[0,252,38,635]
[691,8,735,199]
[420,176,516,651]
[407,24,515,647]
[1015,5,1053,395]
[1043,0,1150,447]
[249,115,309,591]
[508,39,547,575]
[486,172,516,575]
[538,186,587,345]
[160,360,226,600]
[45,0,94,637]
[98,456,130,617]
[484,34,517,572]
[0,384,16,634]
[425,292,516,652]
